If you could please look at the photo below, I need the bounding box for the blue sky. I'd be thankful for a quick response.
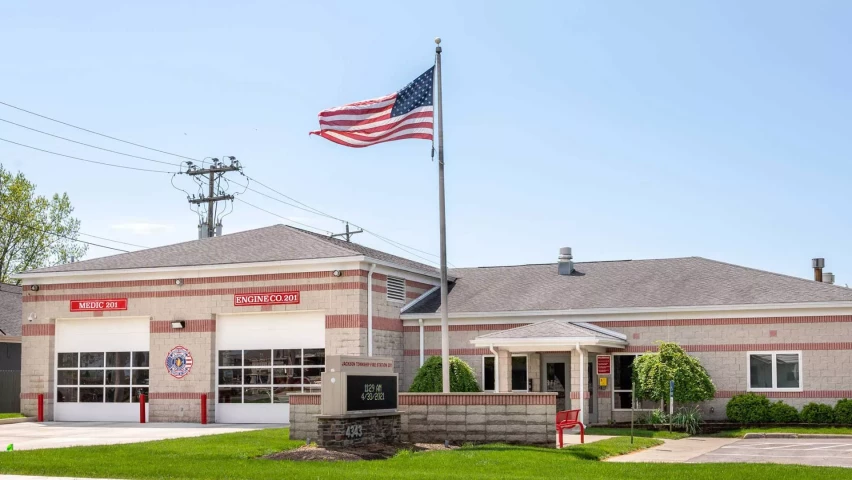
[1,1,850,284]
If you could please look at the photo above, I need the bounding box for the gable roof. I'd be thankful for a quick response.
[404,257,852,315]
[0,283,22,337]
[19,225,439,277]
[474,320,626,342]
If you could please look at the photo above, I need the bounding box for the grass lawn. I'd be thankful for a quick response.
[712,426,852,438]
[0,413,24,420]
[586,426,690,440]
[1,428,851,479]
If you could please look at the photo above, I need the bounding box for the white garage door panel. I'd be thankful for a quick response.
[215,312,324,424]
[55,317,150,422]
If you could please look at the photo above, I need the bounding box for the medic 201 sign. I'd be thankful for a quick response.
[234,292,300,307]
[70,298,128,312]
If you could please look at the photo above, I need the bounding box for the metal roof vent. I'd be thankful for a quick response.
[824,272,835,285]
[813,258,825,282]
[558,247,574,275]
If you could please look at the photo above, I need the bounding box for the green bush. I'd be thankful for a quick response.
[671,405,702,434]
[835,399,852,424]
[768,401,800,423]
[409,356,481,392]
[726,393,771,424]
[800,402,835,424]
[633,343,716,407]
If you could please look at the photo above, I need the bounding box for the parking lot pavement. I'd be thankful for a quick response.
[0,422,282,451]
[605,437,738,463]
[689,438,852,468]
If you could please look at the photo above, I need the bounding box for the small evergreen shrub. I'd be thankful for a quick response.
[800,402,835,424]
[835,399,852,424]
[769,401,800,423]
[409,356,481,392]
[726,393,771,424]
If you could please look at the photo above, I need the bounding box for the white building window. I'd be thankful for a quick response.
[612,354,657,411]
[747,351,802,392]
[217,348,325,404]
[386,276,406,302]
[482,355,528,392]
[56,351,149,403]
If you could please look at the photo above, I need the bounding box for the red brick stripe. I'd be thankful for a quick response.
[23,282,365,303]
[289,394,321,405]
[325,314,402,332]
[569,392,591,400]
[150,320,216,333]
[405,279,436,290]
[715,390,852,399]
[404,348,493,356]
[403,323,529,333]
[22,324,55,336]
[149,392,212,400]
[400,393,556,406]
[26,269,368,291]
[617,342,852,353]
[593,315,852,328]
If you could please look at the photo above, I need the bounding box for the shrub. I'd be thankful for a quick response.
[835,399,852,424]
[409,356,481,392]
[769,401,800,423]
[672,405,703,434]
[800,402,835,424]
[633,343,716,409]
[726,393,771,424]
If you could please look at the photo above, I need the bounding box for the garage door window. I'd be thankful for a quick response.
[56,351,149,403]
[217,348,324,404]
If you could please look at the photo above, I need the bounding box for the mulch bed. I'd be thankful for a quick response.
[265,443,458,462]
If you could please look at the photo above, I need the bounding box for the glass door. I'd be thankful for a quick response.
[541,354,569,411]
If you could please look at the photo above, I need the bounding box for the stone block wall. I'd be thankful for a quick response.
[317,413,401,448]
[289,392,558,445]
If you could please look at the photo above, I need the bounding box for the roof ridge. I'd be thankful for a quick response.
[693,257,851,292]
[279,225,363,257]
[451,256,699,270]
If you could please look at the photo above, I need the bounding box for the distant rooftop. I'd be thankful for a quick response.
[0,283,22,337]
[19,225,439,276]
[403,257,852,314]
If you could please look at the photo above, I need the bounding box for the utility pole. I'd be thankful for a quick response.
[186,157,242,238]
[330,222,363,242]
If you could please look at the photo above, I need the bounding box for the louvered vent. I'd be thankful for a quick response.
[386,276,406,302]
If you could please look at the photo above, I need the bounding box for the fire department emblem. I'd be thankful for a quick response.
[166,346,193,378]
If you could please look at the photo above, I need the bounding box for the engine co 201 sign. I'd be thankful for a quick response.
[233,292,300,307]
[70,298,128,312]
[346,375,398,412]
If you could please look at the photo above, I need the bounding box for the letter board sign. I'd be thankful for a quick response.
[346,375,398,412]
[70,298,128,312]
[233,292,300,306]
[596,355,612,375]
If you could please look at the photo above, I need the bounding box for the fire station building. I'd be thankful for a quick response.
[15,225,852,424]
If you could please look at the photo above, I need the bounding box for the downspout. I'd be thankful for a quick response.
[367,263,376,357]
[418,319,425,367]
[575,343,584,425]
[489,345,499,393]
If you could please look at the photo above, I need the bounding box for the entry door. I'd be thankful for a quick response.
[541,354,569,412]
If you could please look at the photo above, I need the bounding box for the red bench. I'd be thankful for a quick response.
[556,409,584,447]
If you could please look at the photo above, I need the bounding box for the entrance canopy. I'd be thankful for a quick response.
[470,320,627,352]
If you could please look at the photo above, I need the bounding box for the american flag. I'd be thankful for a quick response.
[310,67,434,148]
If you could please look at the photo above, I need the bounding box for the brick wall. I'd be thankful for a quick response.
[20,267,435,422]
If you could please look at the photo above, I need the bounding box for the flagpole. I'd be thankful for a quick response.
[435,37,450,394]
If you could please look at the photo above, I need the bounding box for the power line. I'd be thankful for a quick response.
[0,137,177,174]
[234,198,333,235]
[0,100,199,162]
[0,117,182,167]
[78,232,149,249]
[0,215,132,253]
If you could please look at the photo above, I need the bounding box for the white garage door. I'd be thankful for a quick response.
[55,317,150,422]
[215,312,325,424]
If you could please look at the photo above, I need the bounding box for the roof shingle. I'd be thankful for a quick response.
[0,283,22,337]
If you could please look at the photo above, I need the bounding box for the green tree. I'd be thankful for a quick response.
[0,164,86,283]
[409,356,481,392]
[633,342,715,410]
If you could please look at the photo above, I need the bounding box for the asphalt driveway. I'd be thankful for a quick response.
[689,438,852,468]
[0,422,281,451]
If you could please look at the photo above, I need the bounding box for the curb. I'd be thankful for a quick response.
[743,432,852,439]
[0,417,34,425]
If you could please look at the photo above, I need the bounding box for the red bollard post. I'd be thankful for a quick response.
[37,393,44,422]
[200,394,207,425]
[139,394,146,423]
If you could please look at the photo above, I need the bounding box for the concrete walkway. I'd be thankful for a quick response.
[0,421,282,451]
[557,434,614,447]
[605,437,739,463]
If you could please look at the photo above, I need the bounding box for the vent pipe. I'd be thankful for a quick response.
[824,272,835,285]
[813,258,825,282]
[558,247,574,275]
